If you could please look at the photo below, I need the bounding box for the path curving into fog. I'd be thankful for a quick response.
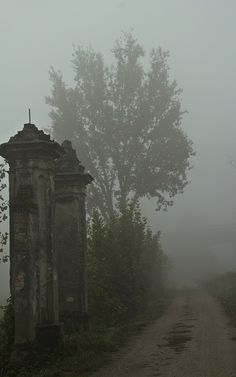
[90,289,236,377]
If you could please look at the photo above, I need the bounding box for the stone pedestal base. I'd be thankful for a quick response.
[35,324,63,351]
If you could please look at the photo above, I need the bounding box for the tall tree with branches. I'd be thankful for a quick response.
[47,33,194,220]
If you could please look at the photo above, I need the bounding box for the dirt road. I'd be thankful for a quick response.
[91,289,236,377]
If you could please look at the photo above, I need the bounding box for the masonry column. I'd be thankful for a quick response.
[55,140,93,327]
[0,123,64,347]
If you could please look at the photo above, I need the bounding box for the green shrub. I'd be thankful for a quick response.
[87,204,168,324]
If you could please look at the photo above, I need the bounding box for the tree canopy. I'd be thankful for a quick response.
[46,33,194,220]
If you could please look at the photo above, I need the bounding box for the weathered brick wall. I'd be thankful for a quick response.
[0,124,64,346]
[55,140,93,327]
[0,126,93,347]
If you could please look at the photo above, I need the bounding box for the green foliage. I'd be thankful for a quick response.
[87,204,168,324]
[46,32,194,220]
[0,162,8,262]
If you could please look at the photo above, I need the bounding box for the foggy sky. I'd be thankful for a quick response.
[1,0,236,232]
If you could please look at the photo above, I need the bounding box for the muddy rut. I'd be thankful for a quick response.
[90,289,236,377]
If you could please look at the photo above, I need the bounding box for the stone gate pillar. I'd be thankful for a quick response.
[0,123,65,347]
[55,140,93,327]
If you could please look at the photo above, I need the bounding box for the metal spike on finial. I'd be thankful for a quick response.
[28,108,31,124]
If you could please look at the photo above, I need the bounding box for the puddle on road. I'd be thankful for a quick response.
[171,322,194,330]
[154,298,197,373]
[161,317,195,355]
[165,332,192,354]
[169,329,192,335]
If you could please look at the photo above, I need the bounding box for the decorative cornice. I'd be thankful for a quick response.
[0,123,65,161]
[9,123,51,142]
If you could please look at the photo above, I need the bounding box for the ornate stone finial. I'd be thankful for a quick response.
[56,140,93,185]
[61,140,80,162]
[57,140,83,173]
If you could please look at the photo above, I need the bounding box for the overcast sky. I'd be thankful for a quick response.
[1,0,236,232]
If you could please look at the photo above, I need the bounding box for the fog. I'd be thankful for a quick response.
[1,0,236,296]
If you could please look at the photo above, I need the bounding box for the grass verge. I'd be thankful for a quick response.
[1,293,173,377]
